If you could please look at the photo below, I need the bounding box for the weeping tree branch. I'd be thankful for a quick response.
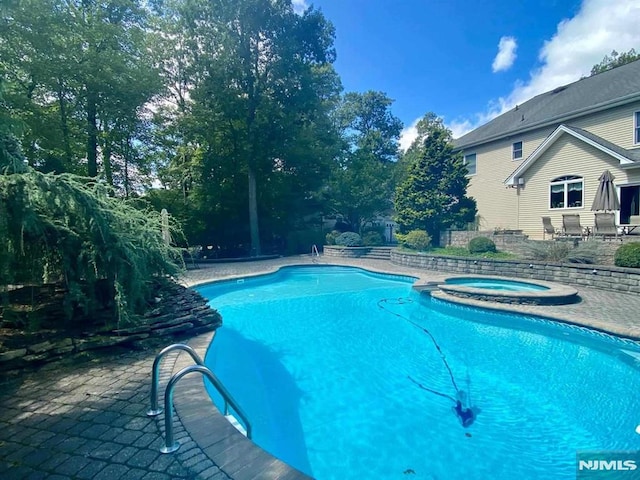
[0,168,185,328]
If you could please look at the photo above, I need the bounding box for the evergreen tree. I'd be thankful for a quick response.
[394,114,476,245]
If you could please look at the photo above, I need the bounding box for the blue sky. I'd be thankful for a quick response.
[294,0,640,146]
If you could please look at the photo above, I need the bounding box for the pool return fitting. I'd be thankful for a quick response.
[147,343,252,453]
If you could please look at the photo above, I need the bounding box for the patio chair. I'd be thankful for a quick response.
[562,214,584,239]
[626,215,640,235]
[541,216,558,239]
[594,212,620,240]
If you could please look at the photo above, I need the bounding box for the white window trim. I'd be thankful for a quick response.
[464,153,477,176]
[635,111,640,145]
[548,176,584,210]
[512,141,523,160]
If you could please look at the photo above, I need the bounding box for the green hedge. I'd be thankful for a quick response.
[614,242,640,268]
[397,230,431,251]
[468,236,497,254]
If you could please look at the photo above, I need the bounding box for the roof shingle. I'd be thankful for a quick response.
[454,59,640,149]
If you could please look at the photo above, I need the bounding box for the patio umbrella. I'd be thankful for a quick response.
[591,170,620,211]
[161,208,171,245]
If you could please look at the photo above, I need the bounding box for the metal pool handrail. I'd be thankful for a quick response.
[147,343,203,417]
[160,364,253,453]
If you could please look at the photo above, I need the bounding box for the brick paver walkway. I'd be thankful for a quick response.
[2,255,639,479]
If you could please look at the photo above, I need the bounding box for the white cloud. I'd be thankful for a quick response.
[492,36,518,73]
[452,0,640,139]
[292,0,308,15]
[447,118,477,140]
[399,119,419,152]
[399,111,496,149]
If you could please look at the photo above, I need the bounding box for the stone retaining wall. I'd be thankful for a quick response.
[439,230,628,264]
[0,282,222,375]
[391,250,640,294]
[440,230,530,255]
[323,245,392,259]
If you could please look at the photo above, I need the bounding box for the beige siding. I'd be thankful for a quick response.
[517,135,633,239]
[463,99,640,236]
[466,128,553,230]
[571,101,640,150]
[625,171,640,184]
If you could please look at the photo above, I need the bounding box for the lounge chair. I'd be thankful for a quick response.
[594,212,620,240]
[562,214,584,238]
[626,215,640,234]
[541,216,558,239]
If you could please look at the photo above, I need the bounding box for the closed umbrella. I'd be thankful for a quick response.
[591,170,620,211]
[161,208,171,245]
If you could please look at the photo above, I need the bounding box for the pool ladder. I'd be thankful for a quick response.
[311,244,320,263]
[147,344,252,453]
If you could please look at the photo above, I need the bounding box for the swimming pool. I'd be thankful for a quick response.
[196,266,640,479]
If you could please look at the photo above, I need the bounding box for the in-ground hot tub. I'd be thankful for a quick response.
[438,275,578,305]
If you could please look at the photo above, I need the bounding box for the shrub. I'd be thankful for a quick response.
[566,241,601,264]
[614,242,640,268]
[362,231,384,246]
[468,236,497,254]
[398,230,431,251]
[325,230,341,245]
[335,232,362,247]
[521,240,601,264]
[522,241,570,262]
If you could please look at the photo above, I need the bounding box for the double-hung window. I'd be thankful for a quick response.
[464,153,477,175]
[635,111,640,144]
[512,141,523,160]
[549,176,583,209]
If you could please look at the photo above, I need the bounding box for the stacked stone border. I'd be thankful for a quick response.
[0,282,222,375]
[391,250,640,294]
[323,245,392,260]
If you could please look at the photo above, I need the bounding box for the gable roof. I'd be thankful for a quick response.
[504,124,640,186]
[454,59,640,150]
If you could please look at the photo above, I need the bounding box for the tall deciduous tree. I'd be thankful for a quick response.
[394,113,476,245]
[0,0,161,182]
[328,91,402,231]
[156,0,341,255]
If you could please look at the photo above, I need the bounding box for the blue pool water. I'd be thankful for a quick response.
[197,266,640,479]
[445,277,550,291]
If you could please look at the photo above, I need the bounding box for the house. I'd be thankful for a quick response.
[454,59,640,239]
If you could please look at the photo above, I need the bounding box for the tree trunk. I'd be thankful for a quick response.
[248,166,261,256]
[86,90,98,177]
[103,136,113,187]
[124,137,130,199]
[56,80,73,169]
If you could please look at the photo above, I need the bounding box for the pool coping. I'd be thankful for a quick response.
[175,261,640,479]
[171,331,312,480]
[437,274,579,305]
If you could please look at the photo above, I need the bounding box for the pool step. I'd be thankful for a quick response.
[225,414,248,436]
[323,246,393,260]
[413,281,441,292]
